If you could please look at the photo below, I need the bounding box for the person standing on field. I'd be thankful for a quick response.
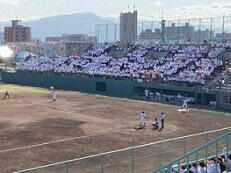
[159,112,165,131]
[139,111,147,129]
[2,90,10,100]
[52,91,56,102]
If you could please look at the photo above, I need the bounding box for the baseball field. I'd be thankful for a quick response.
[0,84,231,173]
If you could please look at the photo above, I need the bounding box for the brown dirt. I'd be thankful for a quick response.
[0,86,231,173]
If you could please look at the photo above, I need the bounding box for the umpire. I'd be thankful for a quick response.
[159,112,165,130]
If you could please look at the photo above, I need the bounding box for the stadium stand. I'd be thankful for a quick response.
[16,42,230,87]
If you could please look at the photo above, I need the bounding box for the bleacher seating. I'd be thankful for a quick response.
[16,42,231,87]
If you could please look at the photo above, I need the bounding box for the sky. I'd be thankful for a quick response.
[0,0,231,21]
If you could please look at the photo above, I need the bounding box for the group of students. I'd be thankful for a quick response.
[16,42,230,86]
[139,111,166,131]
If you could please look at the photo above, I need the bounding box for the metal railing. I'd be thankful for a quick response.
[152,130,231,173]
[13,127,231,173]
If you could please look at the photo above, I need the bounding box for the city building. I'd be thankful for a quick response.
[139,29,161,41]
[39,42,92,57]
[4,20,31,42]
[120,10,137,43]
[140,22,215,43]
[0,32,4,42]
[39,42,63,57]
[45,34,97,43]
[216,32,231,41]
[32,38,42,43]
[65,43,92,56]
[164,23,194,42]
[194,29,215,42]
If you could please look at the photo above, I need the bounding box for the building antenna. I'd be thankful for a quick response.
[133,5,136,11]
[127,6,129,12]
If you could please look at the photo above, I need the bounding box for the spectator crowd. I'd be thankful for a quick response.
[172,147,231,173]
[17,42,231,86]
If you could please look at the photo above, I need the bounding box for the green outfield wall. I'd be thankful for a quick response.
[2,71,231,110]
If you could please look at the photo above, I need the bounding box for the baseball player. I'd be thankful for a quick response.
[50,86,54,91]
[139,111,147,129]
[152,118,159,130]
[52,90,56,102]
[144,89,149,99]
[2,90,10,100]
[182,99,188,109]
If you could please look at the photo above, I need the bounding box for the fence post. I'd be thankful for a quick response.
[205,133,208,173]
[167,164,172,173]
[183,137,187,154]
[159,143,162,168]
[131,148,135,173]
[177,160,180,172]
[187,156,189,173]
[100,155,104,173]
[65,162,69,173]
[226,135,229,173]
[195,151,198,166]
[215,141,218,173]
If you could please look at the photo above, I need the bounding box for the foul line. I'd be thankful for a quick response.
[0,130,120,154]
[0,99,179,154]
[7,126,231,173]
[14,126,231,172]
[0,123,177,154]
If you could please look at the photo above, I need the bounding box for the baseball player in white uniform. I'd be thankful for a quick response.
[139,111,147,129]
[50,86,54,91]
[52,91,56,102]
[182,99,188,108]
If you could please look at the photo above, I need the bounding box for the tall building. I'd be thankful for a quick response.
[120,10,137,43]
[4,20,31,42]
